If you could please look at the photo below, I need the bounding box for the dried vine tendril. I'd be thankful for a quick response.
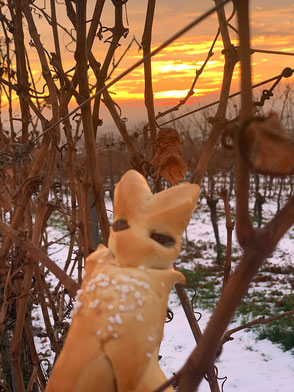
[0,141,34,169]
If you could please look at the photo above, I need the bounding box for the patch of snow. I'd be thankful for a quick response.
[160,297,294,392]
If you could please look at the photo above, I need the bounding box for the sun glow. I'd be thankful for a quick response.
[1,3,294,119]
[153,62,196,74]
[154,88,216,99]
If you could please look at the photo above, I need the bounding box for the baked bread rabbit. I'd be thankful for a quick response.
[47,170,199,392]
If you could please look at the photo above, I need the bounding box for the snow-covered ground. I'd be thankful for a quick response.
[37,193,294,390]
[160,296,294,391]
[158,195,294,391]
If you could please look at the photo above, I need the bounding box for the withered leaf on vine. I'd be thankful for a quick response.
[243,112,294,176]
[151,128,187,184]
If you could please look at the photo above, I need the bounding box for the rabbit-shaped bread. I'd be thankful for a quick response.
[47,170,200,392]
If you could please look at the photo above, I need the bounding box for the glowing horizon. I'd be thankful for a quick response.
[1,1,294,125]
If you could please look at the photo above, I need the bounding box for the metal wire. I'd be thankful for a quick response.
[0,0,232,170]
[91,67,294,154]
[1,6,293,172]
[28,0,232,144]
[158,67,293,127]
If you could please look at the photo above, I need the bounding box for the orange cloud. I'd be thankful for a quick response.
[1,2,294,121]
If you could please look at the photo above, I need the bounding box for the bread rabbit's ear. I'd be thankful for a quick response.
[146,183,200,236]
[113,170,151,220]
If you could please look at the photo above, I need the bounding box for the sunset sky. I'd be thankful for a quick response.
[1,0,294,132]
[102,0,294,127]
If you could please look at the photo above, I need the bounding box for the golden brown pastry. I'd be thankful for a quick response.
[47,170,199,392]
[109,170,199,269]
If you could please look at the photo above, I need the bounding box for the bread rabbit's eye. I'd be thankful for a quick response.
[112,219,130,232]
[150,233,175,247]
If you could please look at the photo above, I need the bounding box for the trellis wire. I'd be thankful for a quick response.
[90,67,293,153]
[0,0,231,170]
[28,0,232,144]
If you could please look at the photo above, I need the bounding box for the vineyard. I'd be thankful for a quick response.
[0,0,294,391]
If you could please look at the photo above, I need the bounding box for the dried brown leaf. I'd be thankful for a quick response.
[151,128,187,184]
[245,112,294,175]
